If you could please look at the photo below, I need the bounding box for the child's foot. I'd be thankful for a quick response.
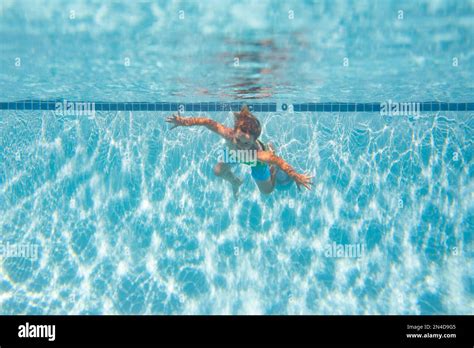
[232,177,243,199]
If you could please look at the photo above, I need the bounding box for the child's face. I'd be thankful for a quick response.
[233,129,255,150]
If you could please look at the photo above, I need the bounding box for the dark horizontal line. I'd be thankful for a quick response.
[0,101,277,112]
[0,100,473,112]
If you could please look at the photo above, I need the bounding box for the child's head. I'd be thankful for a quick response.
[233,105,261,143]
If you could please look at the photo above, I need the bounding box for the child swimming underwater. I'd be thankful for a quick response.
[166,105,312,197]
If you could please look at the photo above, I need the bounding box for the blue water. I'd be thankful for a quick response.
[0,0,473,314]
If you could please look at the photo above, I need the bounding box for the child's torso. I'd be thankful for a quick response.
[224,139,268,166]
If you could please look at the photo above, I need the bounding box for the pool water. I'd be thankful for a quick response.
[0,0,473,314]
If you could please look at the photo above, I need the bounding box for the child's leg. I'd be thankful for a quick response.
[213,162,243,197]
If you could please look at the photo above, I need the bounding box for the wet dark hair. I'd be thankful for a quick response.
[233,105,261,139]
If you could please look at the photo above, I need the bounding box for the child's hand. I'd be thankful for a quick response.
[166,114,188,130]
[294,173,313,191]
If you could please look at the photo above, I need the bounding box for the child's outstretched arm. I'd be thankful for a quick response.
[257,151,313,191]
[166,114,233,141]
